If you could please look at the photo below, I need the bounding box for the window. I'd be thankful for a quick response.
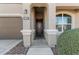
[56,13,72,32]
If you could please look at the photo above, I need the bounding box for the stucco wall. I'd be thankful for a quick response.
[0,3,22,14]
[48,3,56,29]
[75,12,79,28]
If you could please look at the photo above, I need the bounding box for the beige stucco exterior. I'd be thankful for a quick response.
[0,3,22,14]
[0,3,79,47]
[0,4,23,39]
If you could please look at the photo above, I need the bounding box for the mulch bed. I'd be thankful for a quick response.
[5,41,29,55]
[51,45,58,55]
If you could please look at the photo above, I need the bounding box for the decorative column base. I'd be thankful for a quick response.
[21,30,32,48]
[45,29,58,47]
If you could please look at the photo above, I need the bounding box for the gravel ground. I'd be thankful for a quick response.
[51,45,58,55]
[5,41,29,55]
[5,40,58,55]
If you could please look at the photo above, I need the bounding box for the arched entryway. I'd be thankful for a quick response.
[21,3,58,48]
[31,3,48,40]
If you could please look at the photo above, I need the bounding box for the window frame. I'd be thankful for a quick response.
[56,13,72,32]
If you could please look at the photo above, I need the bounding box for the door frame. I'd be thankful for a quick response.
[30,3,48,42]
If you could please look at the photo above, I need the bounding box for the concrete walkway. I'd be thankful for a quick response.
[27,39,53,55]
[0,39,22,55]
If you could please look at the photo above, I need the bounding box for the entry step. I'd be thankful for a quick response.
[27,47,53,55]
[27,39,53,55]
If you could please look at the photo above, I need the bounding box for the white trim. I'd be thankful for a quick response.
[62,12,64,32]
[44,29,58,34]
[21,30,32,35]
[0,14,23,17]
[32,29,35,32]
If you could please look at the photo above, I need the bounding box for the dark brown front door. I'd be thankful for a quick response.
[34,7,45,39]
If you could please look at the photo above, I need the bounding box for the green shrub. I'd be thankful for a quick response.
[57,29,79,55]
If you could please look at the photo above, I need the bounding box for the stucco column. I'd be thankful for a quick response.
[48,3,56,29]
[46,3,58,47]
[75,12,79,29]
[21,4,32,48]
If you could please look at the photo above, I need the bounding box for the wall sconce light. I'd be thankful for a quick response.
[23,9,29,20]
[24,9,27,14]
